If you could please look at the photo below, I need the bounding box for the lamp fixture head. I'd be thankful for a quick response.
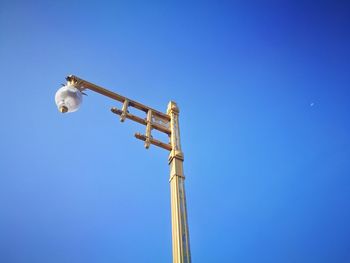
[55,85,82,113]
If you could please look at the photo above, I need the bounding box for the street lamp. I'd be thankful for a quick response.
[55,75,191,263]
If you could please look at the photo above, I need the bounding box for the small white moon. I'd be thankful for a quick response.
[310,102,315,107]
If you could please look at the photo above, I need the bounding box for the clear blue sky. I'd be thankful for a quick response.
[1,1,349,262]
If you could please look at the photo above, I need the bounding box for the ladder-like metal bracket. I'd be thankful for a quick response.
[65,75,172,152]
[111,104,172,151]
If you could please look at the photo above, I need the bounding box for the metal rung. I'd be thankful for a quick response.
[135,133,172,151]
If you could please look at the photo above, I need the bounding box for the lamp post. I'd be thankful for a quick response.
[55,75,191,263]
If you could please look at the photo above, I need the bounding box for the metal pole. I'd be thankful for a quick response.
[167,101,191,263]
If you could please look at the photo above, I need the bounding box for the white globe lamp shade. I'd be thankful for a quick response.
[55,85,83,113]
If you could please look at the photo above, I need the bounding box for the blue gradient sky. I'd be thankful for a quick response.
[1,1,350,262]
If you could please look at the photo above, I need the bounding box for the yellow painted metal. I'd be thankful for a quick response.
[145,110,152,149]
[120,99,129,122]
[167,101,191,263]
[134,133,172,151]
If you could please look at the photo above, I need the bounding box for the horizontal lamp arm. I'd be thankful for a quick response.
[66,75,170,122]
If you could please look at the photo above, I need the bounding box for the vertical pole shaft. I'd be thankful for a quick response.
[167,101,191,263]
